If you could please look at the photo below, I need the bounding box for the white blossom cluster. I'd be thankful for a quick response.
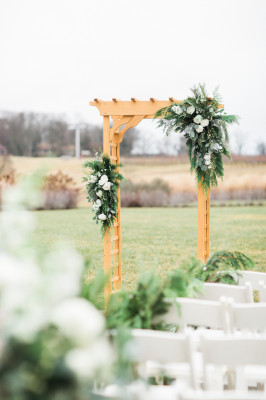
[0,181,114,380]
[88,173,115,221]
[170,103,225,172]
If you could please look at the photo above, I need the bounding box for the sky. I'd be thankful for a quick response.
[1,0,266,154]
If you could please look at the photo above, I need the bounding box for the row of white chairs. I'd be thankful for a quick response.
[131,329,266,391]
[192,270,266,303]
[98,385,266,400]
[159,297,266,334]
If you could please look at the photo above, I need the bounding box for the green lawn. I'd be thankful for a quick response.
[34,206,266,291]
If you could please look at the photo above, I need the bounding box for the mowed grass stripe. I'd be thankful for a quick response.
[33,206,266,291]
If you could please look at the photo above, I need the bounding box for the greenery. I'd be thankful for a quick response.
[105,269,202,330]
[155,84,239,191]
[83,152,124,235]
[82,250,255,331]
[0,328,79,400]
[183,251,255,285]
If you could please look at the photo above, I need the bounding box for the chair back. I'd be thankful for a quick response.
[195,282,253,303]
[161,297,230,333]
[229,302,266,333]
[201,335,266,390]
[235,270,266,292]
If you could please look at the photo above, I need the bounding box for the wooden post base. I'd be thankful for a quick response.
[197,183,210,262]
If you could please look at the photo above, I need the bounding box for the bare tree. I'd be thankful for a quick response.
[232,130,246,155]
[256,140,266,155]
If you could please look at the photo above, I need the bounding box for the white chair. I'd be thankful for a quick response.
[229,302,266,334]
[259,282,266,303]
[235,271,266,292]
[158,297,231,333]
[179,389,266,400]
[201,335,266,391]
[194,282,253,303]
[131,329,198,389]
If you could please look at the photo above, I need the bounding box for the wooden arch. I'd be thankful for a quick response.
[90,98,211,299]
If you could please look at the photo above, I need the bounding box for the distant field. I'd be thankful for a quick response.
[34,206,266,292]
[11,156,266,206]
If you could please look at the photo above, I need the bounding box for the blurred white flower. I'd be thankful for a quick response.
[92,203,100,211]
[96,199,102,207]
[212,143,222,151]
[0,210,35,252]
[96,190,103,198]
[193,115,202,124]
[88,175,97,183]
[196,125,203,133]
[172,105,182,115]
[43,247,84,304]
[2,181,43,211]
[102,182,112,191]
[99,175,108,186]
[187,106,195,115]
[204,153,211,162]
[51,298,105,346]
[66,338,114,379]
[98,214,107,221]
[201,119,209,127]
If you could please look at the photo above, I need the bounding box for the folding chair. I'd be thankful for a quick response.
[131,329,198,389]
[179,388,266,400]
[235,271,266,292]
[259,282,266,303]
[229,302,266,334]
[201,335,266,391]
[195,282,253,303]
[158,297,231,333]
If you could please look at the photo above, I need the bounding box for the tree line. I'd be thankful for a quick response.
[0,111,139,157]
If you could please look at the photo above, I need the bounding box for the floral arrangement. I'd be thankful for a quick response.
[0,177,114,399]
[83,152,124,234]
[155,84,239,191]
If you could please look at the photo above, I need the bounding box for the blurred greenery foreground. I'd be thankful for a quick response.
[0,175,257,400]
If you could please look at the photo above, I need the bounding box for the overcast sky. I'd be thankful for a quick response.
[1,0,266,154]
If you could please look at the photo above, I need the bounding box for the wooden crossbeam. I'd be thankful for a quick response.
[90,99,182,118]
[90,99,223,118]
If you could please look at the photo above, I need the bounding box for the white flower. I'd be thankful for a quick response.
[187,106,195,115]
[99,175,108,186]
[98,214,107,221]
[204,153,211,161]
[66,337,114,379]
[212,143,222,151]
[43,247,84,304]
[201,119,209,127]
[97,172,101,177]
[51,298,105,346]
[102,182,112,191]
[92,203,99,211]
[196,125,204,133]
[205,160,211,166]
[193,115,202,124]
[96,190,103,198]
[96,199,102,207]
[172,105,182,115]
[88,175,97,183]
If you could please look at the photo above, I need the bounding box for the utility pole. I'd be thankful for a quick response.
[68,124,81,159]
[75,126,80,159]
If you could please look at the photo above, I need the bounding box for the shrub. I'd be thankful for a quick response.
[40,170,80,210]
[121,179,171,207]
[0,169,15,209]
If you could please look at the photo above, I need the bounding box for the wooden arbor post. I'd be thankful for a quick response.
[90,98,221,298]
